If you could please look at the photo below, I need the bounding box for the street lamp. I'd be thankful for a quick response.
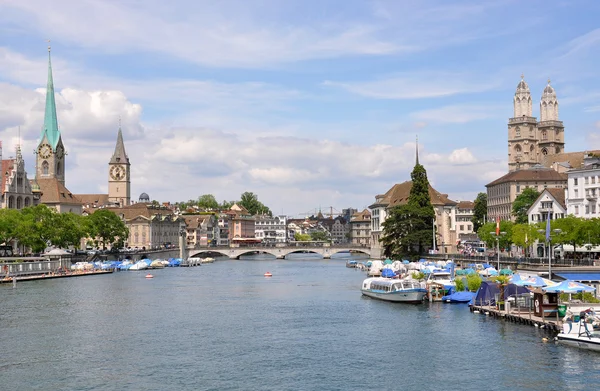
[537,228,562,279]
[490,231,507,271]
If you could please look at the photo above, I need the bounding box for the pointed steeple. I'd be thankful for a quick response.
[41,44,61,149]
[415,135,419,165]
[110,120,129,164]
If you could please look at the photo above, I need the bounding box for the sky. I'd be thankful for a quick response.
[1,0,600,217]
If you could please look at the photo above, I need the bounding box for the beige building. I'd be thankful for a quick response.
[349,209,371,246]
[228,204,256,244]
[182,214,217,247]
[508,76,564,172]
[455,201,475,239]
[106,203,183,250]
[486,166,567,222]
[369,181,458,258]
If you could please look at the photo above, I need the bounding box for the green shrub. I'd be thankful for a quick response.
[560,292,600,303]
[454,278,466,292]
[411,271,426,281]
[466,274,483,292]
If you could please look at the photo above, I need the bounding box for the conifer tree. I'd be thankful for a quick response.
[381,143,434,259]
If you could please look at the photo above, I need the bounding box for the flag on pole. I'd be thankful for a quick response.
[496,216,500,236]
[545,212,551,242]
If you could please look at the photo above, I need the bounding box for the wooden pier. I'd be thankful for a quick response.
[470,304,562,332]
[1,270,114,285]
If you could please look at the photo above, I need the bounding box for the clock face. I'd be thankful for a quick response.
[55,146,64,159]
[38,143,52,159]
[110,165,125,180]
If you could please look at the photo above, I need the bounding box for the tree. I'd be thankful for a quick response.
[310,231,329,242]
[294,233,311,241]
[220,200,235,210]
[87,209,129,250]
[511,223,542,257]
[552,215,586,253]
[477,220,514,250]
[239,192,272,216]
[512,188,540,224]
[380,161,435,259]
[471,192,487,232]
[15,205,57,253]
[0,208,22,245]
[48,213,87,249]
[197,194,219,210]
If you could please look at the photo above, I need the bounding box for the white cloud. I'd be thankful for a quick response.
[448,148,477,164]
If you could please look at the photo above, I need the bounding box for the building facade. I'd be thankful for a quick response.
[486,166,567,222]
[182,214,217,247]
[508,76,564,172]
[349,209,371,246]
[455,201,475,240]
[108,127,131,207]
[527,188,566,224]
[254,215,287,243]
[566,153,600,219]
[1,146,36,209]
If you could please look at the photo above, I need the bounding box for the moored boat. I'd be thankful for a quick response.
[556,309,600,351]
[361,277,427,303]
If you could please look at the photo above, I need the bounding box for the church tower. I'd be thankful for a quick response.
[508,75,538,171]
[36,45,66,185]
[108,125,131,206]
[537,79,564,158]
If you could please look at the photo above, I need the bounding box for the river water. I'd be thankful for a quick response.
[2,254,600,390]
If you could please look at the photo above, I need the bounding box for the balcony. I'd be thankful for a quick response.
[586,193,597,200]
[509,116,537,124]
[538,120,563,127]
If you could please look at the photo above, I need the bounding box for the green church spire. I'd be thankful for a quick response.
[41,44,60,149]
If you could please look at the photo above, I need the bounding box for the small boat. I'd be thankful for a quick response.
[201,257,215,264]
[346,260,358,268]
[556,310,600,351]
[361,277,427,303]
[145,274,154,279]
[150,260,165,269]
[264,272,272,277]
[441,291,476,303]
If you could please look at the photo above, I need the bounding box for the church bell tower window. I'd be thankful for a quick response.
[42,161,49,175]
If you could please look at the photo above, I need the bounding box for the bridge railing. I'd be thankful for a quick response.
[424,253,599,267]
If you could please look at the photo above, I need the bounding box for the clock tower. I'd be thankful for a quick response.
[36,45,66,185]
[108,125,131,206]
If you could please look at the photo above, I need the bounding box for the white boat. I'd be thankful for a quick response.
[425,270,455,287]
[129,260,149,271]
[556,310,600,351]
[361,277,427,303]
[201,257,214,263]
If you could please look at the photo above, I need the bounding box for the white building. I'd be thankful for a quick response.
[527,188,566,223]
[566,153,600,218]
[255,215,287,243]
[455,201,475,239]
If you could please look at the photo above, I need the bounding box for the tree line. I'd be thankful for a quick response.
[176,192,272,216]
[0,205,129,254]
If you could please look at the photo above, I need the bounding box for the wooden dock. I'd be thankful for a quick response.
[470,304,562,332]
[0,270,114,285]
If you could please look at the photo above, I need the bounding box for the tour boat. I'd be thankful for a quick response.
[361,277,427,303]
[556,310,600,351]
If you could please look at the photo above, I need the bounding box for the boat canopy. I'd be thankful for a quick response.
[473,281,500,306]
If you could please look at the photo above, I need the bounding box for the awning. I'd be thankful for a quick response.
[555,273,600,282]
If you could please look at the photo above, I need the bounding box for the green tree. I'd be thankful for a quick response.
[239,192,272,216]
[471,192,487,232]
[220,200,235,209]
[0,208,22,245]
[477,220,514,250]
[48,213,87,249]
[552,215,586,253]
[511,223,542,257]
[15,205,56,253]
[512,188,540,224]
[310,231,329,242]
[197,194,219,210]
[294,233,311,241]
[380,161,435,259]
[87,209,129,250]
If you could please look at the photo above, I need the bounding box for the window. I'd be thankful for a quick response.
[460,225,464,231]
[592,204,597,214]
[516,128,521,137]
[541,131,547,140]
[467,225,472,231]
[516,185,520,193]
[574,178,578,185]
[575,205,579,215]
[42,161,49,175]
[585,177,589,185]
[586,205,590,214]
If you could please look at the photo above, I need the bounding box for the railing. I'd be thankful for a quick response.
[538,120,563,127]
[424,253,598,267]
[509,117,537,124]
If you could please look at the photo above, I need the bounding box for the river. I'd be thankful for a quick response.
[2,254,600,390]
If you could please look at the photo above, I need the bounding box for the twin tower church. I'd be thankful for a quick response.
[0,47,131,212]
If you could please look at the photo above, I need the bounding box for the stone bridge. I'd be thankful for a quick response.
[187,245,371,260]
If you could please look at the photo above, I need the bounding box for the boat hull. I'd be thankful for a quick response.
[557,334,600,352]
[361,289,427,303]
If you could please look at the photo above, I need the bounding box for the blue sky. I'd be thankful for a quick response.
[1,0,599,216]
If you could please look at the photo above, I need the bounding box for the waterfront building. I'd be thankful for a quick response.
[486,166,567,222]
[182,214,217,247]
[527,188,566,223]
[369,181,458,259]
[254,215,287,243]
[31,47,82,214]
[340,207,358,223]
[1,144,37,209]
[455,201,475,240]
[349,209,371,246]
[565,153,600,218]
[319,216,349,244]
[227,204,256,245]
[106,203,183,250]
[508,76,564,172]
